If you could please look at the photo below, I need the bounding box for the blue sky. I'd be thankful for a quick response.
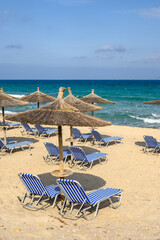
[1,0,160,79]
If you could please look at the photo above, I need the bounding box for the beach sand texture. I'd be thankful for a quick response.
[0,124,160,240]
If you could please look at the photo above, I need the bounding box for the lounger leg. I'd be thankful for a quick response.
[52,194,59,208]
[108,193,123,209]
[83,203,100,220]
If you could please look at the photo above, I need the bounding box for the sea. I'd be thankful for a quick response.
[0,80,160,129]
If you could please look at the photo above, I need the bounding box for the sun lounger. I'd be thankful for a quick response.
[56,179,123,220]
[0,121,21,129]
[44,142,71,163]
[143,135,160,153]
[72,128,92,142]
[70,146,107,169]
[0,139,32,154]
[92,130,123,147]
[35,124,58,137]
[0,138,17,144]
[18,173,60,209]
[21,123,37,135]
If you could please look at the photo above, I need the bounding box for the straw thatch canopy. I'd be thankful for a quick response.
[0,88,29,145]
[63,87,102,112]
[20,87,56,108]
[0,88,29,107]
[144,99,160,105]
[80,89,115,104]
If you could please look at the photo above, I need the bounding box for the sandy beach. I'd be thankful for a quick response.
[0,123,160,240]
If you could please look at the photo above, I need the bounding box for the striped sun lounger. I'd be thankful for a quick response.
[92,130,123,147]
[56,179,123,220]
[44,142,71,163]
[18,173,61,209]
[70,146,107,169]
[0,139,32,154]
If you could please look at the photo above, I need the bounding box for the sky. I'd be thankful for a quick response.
[1,0,160,80]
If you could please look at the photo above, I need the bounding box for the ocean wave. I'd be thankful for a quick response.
[151,113,160,118]
[0,110,17,115]
[9,94,25,98]
[129,115,160,124]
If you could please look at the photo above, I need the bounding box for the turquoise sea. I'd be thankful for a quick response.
[0,80,160,129]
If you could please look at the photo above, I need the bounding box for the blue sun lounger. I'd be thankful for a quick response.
[73,128,92,142]
[44,142,71,163]
[0,139,32,154]
[21,123,37,135]
[92,130,123,147]
[18,173,61,209]
[35,125,58,138]
[0,121,21,129]
[56,179,123,220]
[0,138,17,144]
[143,135,160,153]
[70,146,107,169]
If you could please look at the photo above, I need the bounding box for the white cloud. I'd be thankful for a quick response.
[138,7,160,18]
[144,54,160,62]
[101,54,113,59]
[96,45,126,53]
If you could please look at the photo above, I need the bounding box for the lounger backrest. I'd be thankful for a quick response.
[35,125,45,134]
[56,179,90,204]
[73,128,81,138]
[22,123,30,131]
[144,135,158,148]
[0,139,5,148]
[19,173,48,196]
[70,146,87,161]
[92,130,103,141]
[44,142,59,156]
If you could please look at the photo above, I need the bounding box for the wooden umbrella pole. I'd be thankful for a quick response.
[2,107,6,145]
[37,102,40,108]
[58,125,63,174]
[70,126,73,146]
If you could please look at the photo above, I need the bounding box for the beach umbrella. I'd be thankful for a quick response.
[144,99,160,105]
[20,87,56,108]
[81,89,115,116]
[64,87,103,145]
[6,87,111,176]
[0,88,28,144]
[64,87,102,112]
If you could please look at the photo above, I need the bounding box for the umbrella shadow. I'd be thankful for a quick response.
[6,136,39,144]
[38,172,106,191]
[74,145,101,154]
[135,141,145,147]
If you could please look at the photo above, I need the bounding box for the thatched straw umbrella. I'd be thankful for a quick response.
[64,87,103,145]
[81,89,115,116]
[0,88,28,144]
[20,87,56,108]
[6,87,111,176]
[144,99,160,105]
[64,87,102,112]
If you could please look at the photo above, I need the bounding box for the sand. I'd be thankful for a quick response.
[0,124,160,240]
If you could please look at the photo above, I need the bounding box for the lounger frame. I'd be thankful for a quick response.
[18,173,60,210]
[57,179,123,220]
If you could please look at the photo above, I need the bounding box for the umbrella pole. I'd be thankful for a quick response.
[58,125,63,174]
[37,102,40,108]
[70,126,73,146]
[2,107,6,145]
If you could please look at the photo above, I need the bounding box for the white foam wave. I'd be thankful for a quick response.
[9,94,25,98]
[129,115,160,124]
[0,110,17,115]
[151,113,160,118]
